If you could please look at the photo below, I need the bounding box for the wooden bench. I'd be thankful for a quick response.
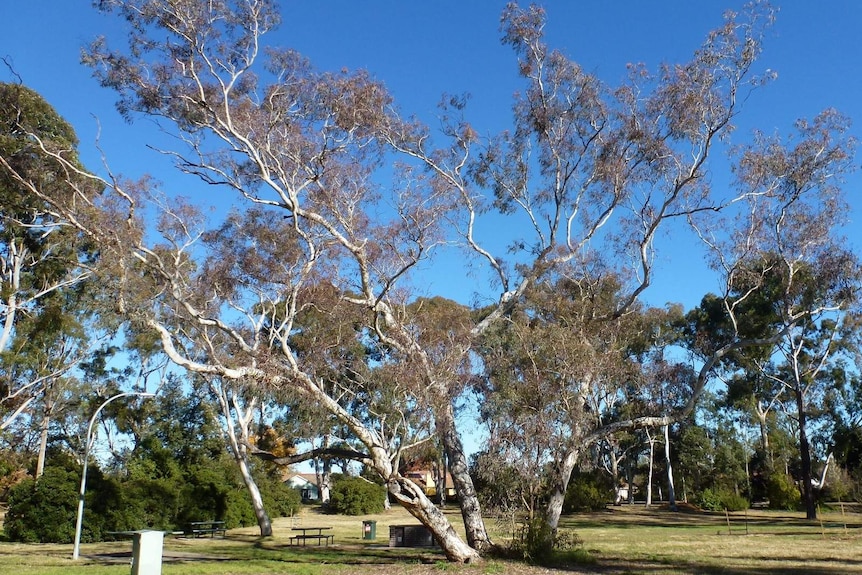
[289,526,333,546]
[188,520,226,538]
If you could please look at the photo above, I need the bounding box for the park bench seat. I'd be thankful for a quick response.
[288,533,334,546]
[188,520,226,538]
[289,526,333,546]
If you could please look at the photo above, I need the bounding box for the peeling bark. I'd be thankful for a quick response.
[388,476,481,563]
[438,402,491,551]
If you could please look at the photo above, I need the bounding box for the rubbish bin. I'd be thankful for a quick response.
[362,520,377,540]
[131,530,164,575]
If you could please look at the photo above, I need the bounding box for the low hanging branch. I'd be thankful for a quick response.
[245,442,371,468]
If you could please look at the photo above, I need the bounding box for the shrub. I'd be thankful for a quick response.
[259,475,302,518]
[99,476,179,534]
[3,454,302,542]
[563,473,613,512]
[508,517,584,564]
[328,476,386,515]
[766,473,801,510]
[696,487,749,512]
[4,466,78,543]
[0,450,30,502]
[817,466,854,503]
[719,491,750,512]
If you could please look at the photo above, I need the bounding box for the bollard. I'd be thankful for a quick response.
[131,530,164,575]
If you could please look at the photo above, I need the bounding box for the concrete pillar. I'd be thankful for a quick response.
[131,530,164,575]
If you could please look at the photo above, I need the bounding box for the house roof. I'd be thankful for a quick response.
[285,473,318,486]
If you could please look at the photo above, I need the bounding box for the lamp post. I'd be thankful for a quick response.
[72,391,155,560]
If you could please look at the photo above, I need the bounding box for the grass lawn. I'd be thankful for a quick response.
[1,503,860,574]
[564,502,862,574]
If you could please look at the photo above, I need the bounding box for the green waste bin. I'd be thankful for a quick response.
[362,520,377,540]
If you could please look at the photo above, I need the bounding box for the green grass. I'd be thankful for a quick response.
[1,503,861,574]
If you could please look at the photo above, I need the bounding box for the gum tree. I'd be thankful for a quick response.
[9,0,852,560]
[391,1,777,535]
[0,82,101,434]
[76,0,483,559]
[686,109,860,519]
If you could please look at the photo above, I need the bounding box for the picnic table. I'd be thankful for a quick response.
[188,520,226,538]
[289,526,333,546]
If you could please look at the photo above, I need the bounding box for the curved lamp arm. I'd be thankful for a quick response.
[72,391,155,560]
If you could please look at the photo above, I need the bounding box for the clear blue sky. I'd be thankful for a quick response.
[2,1,861,310]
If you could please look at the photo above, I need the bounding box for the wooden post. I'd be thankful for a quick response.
[818,505,824,539]
[840,501,848,535]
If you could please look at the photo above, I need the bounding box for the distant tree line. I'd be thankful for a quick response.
[2,376,300,543]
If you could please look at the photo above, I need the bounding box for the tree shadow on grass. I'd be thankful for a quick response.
[562,505,862,533]
[543,551,862,575]
[250,540,448,566]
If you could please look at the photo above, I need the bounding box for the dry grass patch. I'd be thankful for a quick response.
[564,503,862,574]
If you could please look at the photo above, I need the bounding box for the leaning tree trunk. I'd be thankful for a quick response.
[35,410,51,479]
[35,383,60,479]
[388,472,481,562]
[213,383,273,537]
[222,413,272,536]
[545,447,580,531]
[235,448,273,536]
[438,401,492,552]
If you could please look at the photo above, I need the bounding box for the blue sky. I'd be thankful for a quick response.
[2,0,861,311]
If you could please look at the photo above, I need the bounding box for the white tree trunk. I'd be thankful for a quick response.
[212,380,273,536]
[317,435,333,504]
[389,475,480,563]
[235,448,272,536]
[545,447,579,531]
[664,424,676,510]
[35,402,52,479]
[646,431,655,507]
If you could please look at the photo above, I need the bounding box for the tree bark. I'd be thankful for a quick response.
[35,403,52,479]
[389,474,481,563]
[224,424,273,536]
[438,402,491,552]
[545,448,579,531]
[235,449,273,536]
[646,431,655,507]
[317,437,333,504]
[213,382,273,537]
[755,403,773,468]
[664,424,677,511]
[795,389,817,520]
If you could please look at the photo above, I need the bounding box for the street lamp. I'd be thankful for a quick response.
[72,391,155,560]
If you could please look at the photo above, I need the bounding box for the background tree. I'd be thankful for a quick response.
[476,273,690,531]
[748,267,861,518]
[687,107,860,518]
[0,82,100,433]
